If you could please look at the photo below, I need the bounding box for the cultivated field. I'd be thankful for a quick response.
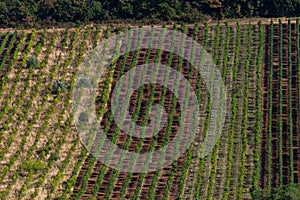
[0,19,299,199]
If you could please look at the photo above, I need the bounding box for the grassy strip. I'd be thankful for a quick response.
[237,23,252,199]
[206,21,222,200]
[61,28,70,49]
[222,22,241,200]
[296,19,300,164]
[0,32,10,70]
[288,19,294,184]
[279,19,283,187]
[267,20,274,194]
[93,26,102,48]
[194,22,209,200]
[297,19,300,155]
[251,20,264,198]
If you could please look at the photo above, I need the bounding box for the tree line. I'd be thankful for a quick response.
[0,0,300,28]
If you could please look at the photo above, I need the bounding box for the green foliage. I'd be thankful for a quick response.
[254,184,300,200]
[49,151,60,162]
[26,55,39,68]
[238,23,251,199]
[194,23,209,200]
[112,26,127,34]
[78,112,89,123]
[287,19,294,184]
[0,0,300,27]
[52,79,67,94]
[252,20,264,197]
[261,0,300,17]
[76,78,90,88]
[267,20,274,194]
[21,159,46,172]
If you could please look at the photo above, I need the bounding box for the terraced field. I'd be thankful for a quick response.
[0,19,299,199]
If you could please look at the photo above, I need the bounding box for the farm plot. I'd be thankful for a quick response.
[72,25,201,200]
[261,19,300,193]
[1,19,300,200]
[0,27,102,200]
[72,22,262,200]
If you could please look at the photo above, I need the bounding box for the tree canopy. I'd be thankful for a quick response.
[0,0,300,27]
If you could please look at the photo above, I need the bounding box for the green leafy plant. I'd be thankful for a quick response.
[52,79,67,94]
[21,159,46,172]
[26,55,40,68]
[79,112,89,123]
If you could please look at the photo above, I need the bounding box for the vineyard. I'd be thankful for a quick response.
[261,20,300,192]
[0,19,299,200]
